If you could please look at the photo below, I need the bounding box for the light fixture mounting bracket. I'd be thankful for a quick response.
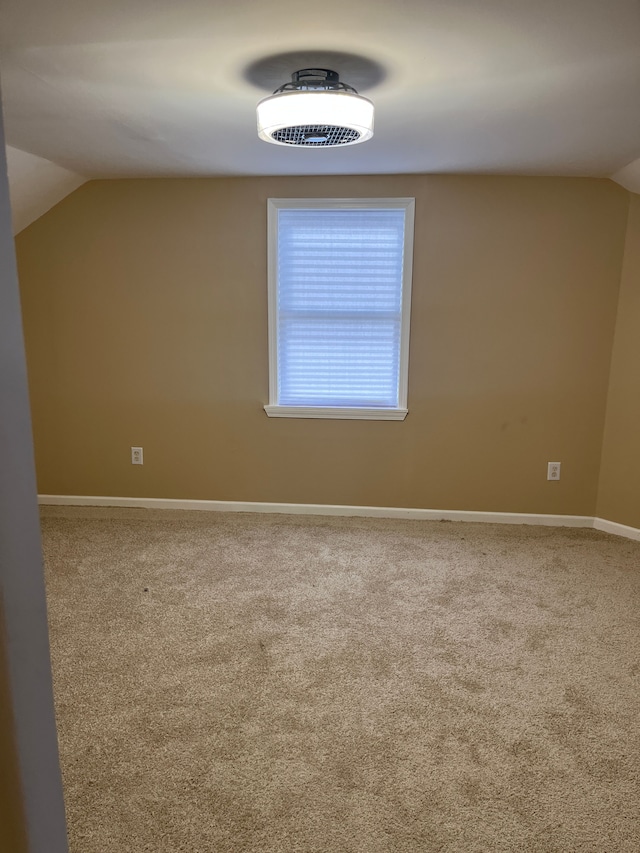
[273,68,358,95]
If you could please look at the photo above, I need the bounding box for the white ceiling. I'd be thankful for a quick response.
[612,157,640,194]
[5,146,86,233]
[1,0,639,180]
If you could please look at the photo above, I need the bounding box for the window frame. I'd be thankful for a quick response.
[264,197,415,420]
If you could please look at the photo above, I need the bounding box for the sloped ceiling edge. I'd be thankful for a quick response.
[5,146,87,234]
[611,158,640,196]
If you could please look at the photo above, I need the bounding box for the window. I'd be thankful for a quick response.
[264,198,415,420]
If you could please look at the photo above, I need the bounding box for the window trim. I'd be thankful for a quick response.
[265,197,415,421]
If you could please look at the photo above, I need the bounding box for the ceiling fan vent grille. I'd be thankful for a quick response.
[271,124,361,146]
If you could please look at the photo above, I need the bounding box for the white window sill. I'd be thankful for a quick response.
[264,405,408,421]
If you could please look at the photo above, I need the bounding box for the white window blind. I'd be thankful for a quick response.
[266,199,414,420]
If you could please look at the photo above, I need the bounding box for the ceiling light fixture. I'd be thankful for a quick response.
[256,68,374,147]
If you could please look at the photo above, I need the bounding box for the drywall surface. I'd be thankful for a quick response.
[597,193,640,527]
[611,157,640,195]
[6,145,86,234]
[0,109,69,853]
[0,608,28,853]
[16,175,627,515]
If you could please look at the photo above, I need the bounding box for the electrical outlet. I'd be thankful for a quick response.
[547,462,560,481]
[131,446,144,465]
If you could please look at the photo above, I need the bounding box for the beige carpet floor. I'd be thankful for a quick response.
[41,506,640,852]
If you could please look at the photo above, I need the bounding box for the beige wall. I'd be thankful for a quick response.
[15,175,628,515]
[0,608,29,853]
[597,194,640,527]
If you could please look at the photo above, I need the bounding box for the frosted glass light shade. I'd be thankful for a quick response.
[257,90,374,146]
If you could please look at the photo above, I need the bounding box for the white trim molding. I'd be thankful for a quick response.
[593,517,640,542]
[39,495,640,541]
[264,405,408,420]
[39,494,595,528]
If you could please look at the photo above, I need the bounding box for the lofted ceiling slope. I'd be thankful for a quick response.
[5,146,87,233]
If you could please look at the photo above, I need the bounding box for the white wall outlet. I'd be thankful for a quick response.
[131,446,144,465]
[547,462,561,481]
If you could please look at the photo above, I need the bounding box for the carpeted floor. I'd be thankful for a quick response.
[41,506,640,852]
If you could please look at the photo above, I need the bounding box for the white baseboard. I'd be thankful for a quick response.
[38,494,594,529]
[39,495,640,540]
[593,517,640,542]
